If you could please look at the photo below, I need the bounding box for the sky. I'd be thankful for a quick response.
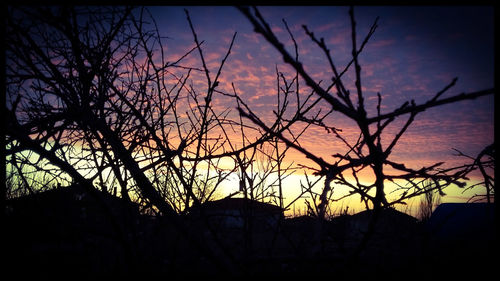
[142,6,494,214]
[141,6,495,213]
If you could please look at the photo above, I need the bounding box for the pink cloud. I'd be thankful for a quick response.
[240,32,261,44]
[271,25,284,34]
[369,38,396,48]
[315,22,337,33]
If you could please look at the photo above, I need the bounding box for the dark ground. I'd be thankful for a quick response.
[3,187,496,279]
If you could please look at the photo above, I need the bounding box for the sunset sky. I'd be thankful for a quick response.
[5,7,495,276]
[139,6,495,214]
[5,5,494,216]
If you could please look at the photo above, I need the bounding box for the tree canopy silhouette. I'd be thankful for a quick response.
[4,5,495,277]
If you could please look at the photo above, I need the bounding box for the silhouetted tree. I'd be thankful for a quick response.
[4,5,494,276]
[237,5,494,258]
[452,143,495,203]
[5,6,262,274]
[5,5,306,275]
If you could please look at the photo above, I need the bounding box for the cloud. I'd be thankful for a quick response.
[383,109,494,170]
[405,35,418,41]
[369,38,396,48]
[240,32,261,44]
[315,22,338,33]
[205,51,222,63]
[157,7,493,205]
[271,25,284,34]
